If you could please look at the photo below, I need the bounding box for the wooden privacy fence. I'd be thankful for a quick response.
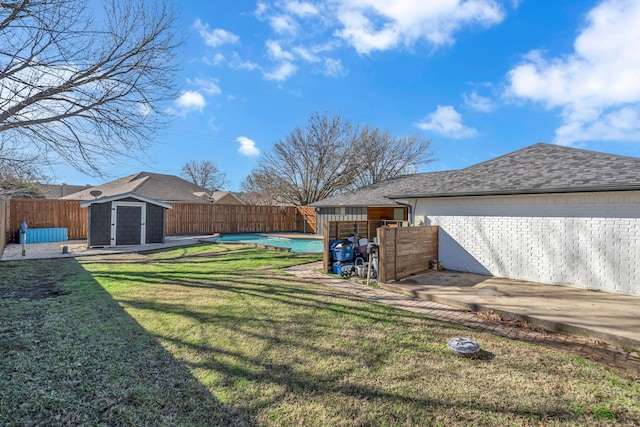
[0,200,8,252]
[2,199,318,245]
[166,203,300,235]
[296,206,317,234]
[6,199,87,242]
[378,226,439,283]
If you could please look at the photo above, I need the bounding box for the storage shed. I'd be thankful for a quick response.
[80,193,172,247]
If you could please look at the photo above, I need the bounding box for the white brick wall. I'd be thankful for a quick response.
[411,191,640,296]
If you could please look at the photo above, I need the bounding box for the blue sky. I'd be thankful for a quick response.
[57,0,640,191]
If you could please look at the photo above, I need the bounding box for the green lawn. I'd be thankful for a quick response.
[1,244,638,426]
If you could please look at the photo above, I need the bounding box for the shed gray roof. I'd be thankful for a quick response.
[312,143,640,207]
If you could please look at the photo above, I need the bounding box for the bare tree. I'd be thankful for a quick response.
[0,173,44,198]
[350,127,434,189]
[241,112,434,206]
[0,137,45,198]
[181,160,227,192]
[242,112,359,206]
[0,0,180,176]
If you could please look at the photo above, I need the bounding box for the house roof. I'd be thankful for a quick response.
[312,143,640,206]
[388,143,640,199]
[38,183,91,199]
[211,191,246,205]
[309,173,447,207]
[79,192,172,209]
[62,172,217,203]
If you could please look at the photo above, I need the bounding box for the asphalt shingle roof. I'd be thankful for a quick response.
[312,143,640,206]
[62,172,214,203]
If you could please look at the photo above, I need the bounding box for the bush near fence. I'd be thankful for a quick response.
[2,199,317,246]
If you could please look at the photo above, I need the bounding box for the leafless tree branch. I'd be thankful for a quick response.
[0,0,180,176]
[181,160,227,192]
[241,112,434,206]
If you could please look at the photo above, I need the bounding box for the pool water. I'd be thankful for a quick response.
[207,234,323,253]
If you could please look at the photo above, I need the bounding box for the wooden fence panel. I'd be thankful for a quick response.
[378,226,438,283]
[165,203,299,235]
[7,199,86,242]
[0,199,8,252]
[296,206,317,233]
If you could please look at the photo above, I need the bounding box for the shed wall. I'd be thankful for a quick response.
[146,203,165,243]
[88,202,112,246]
[414,191,640,296]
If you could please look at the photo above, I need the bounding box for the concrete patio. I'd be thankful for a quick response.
[381,270,640,351]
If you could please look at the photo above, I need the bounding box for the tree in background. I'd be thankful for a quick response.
[181,160,227,192]
[242,112,358,206]
[350,127,434,190]
[241,112,434,205]
[0,139,45,198]
[0,0,180,176]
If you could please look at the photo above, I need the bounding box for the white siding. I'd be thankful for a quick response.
[413,192,640,296]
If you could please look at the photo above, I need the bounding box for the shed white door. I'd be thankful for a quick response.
[110,202,147,246]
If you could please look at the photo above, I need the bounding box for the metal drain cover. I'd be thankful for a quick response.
[447,337,480,357]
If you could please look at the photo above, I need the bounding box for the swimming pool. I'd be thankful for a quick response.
[206,234,323,253]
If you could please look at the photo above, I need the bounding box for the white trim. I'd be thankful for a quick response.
[81,192,172,209]
[110,202,147,246]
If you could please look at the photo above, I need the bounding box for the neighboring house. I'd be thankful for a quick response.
[62,172,245,204]
[211,191,245,205]
[313,143,640,296]
[38,183,92,199]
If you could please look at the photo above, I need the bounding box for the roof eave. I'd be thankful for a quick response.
[387,185,640,199]
[80,192,173,209]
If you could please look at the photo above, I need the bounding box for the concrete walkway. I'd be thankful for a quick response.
[284,262,640,378]
[0,235,212,261]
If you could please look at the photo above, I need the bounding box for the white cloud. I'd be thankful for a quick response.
[270,14,298,34]
[505,0,640,144]
[556,105,640,143]
[264,62,297,81]
[255,2,269,18]
[235,0,508,83]
[202,53,226,66]
[193,19,239,48]
[415,105,478,139]
[334,0,505,54]
[237,136,260,156]
[323,58,347,77]
[229,52,260,71]
[293,46,320,62]
[138,102,153,117]
[187,78,222,96]
[266,40,295,61]
[285,1,318,17]
[463,90,493,112]
[175,91,206,111]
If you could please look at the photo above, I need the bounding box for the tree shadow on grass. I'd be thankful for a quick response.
[35,246,634,426]
[0,257,253,426]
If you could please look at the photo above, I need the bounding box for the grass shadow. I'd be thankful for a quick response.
[0,257,252,426]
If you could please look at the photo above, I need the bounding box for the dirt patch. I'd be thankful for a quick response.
[0,277,70,300]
